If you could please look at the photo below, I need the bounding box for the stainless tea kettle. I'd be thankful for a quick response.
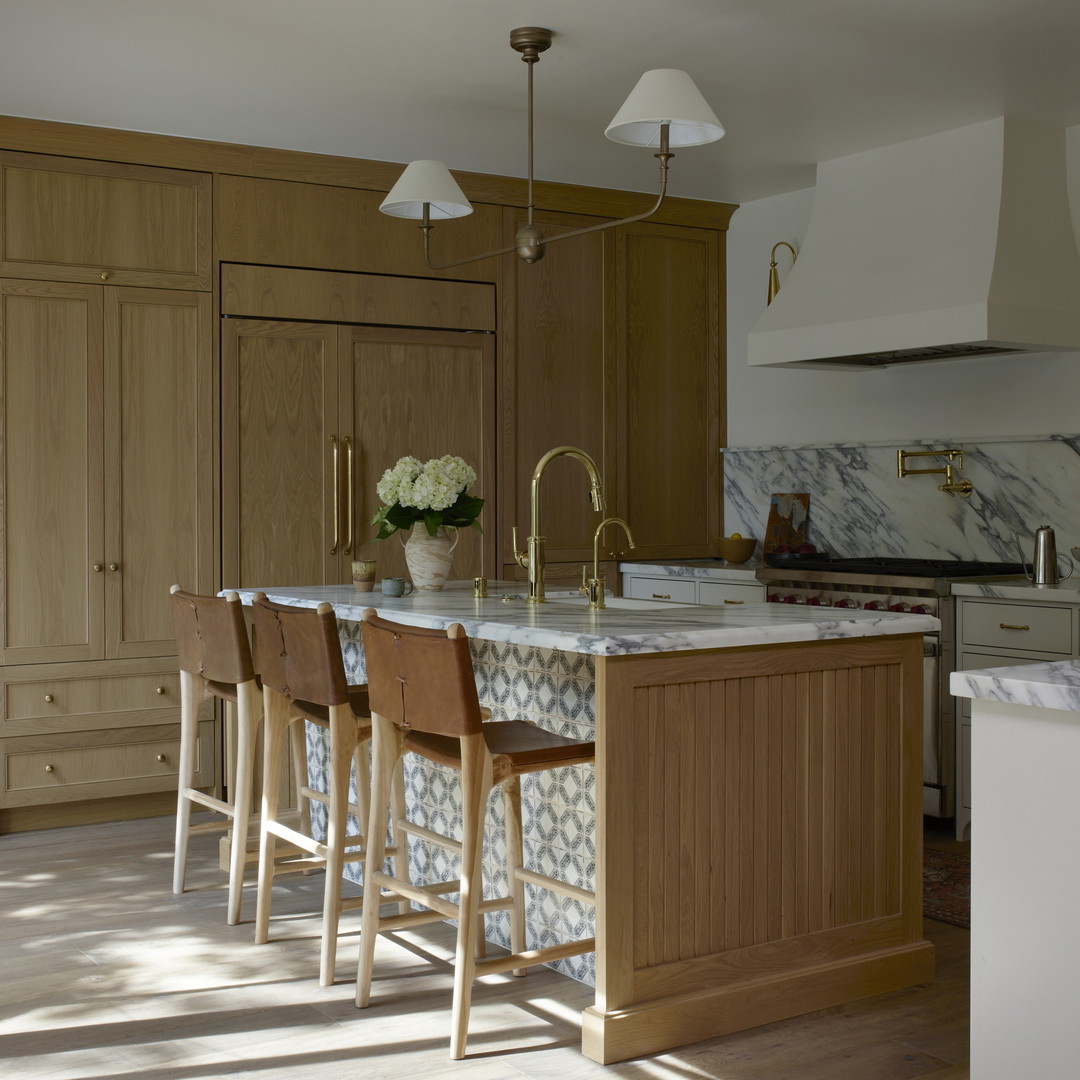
[1016,525,1074,585]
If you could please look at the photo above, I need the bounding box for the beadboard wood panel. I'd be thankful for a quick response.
[220,264,496,330]
[586,634,932,1063]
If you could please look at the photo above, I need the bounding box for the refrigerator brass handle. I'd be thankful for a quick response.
[999,622,1030,631]
[343,436,354,556]
[329,435,340,555]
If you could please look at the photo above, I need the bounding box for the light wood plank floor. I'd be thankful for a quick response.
[0,816,969,1079]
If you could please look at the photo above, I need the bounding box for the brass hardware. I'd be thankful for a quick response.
[343,436,354,556]
[44,694,54,703]
[100,271,109,280]
[651,593,671,600]
[580,517,636,609]
[108,563,119,572]
[724,599,746,604]
[897,448,973,497]
[92,563,103,572]
[767,241,798,304]
[473,576,488,599]
[155,687,166,695]
[156,754,167,762]
[44,764,55,773]
[330,435,340,555]
[999,623,1030,631]
[514,446,605,603]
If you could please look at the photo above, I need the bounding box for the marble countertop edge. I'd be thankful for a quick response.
[951,659,1080,712]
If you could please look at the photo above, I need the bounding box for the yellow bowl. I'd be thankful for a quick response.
[717,537,757,563]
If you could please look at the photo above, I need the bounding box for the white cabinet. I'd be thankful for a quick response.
[954,596,1078,839]
[621,567,765,606]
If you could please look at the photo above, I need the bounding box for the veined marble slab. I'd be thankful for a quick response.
[230,581,937,655]
[952,579,1080,603]
[619,559,763,581]
[951,659,1080,711]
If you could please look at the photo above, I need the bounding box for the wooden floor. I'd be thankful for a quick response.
[0,815,970,1079]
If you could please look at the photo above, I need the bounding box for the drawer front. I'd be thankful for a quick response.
[622,575,698,603]
[960,601,1073,655]
[698,580,765,607]
[1,721,211,807]
[2,671,180,736]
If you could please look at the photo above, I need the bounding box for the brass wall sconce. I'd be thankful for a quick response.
[767,241,798,304]
[897,448,974,497]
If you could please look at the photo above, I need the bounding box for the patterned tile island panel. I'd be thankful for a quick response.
[723,434,1080,562]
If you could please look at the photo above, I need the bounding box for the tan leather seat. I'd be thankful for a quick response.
[355,611,596,1059]
[249,593,403,986]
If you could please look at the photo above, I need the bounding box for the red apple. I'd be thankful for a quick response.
[795,542,817,555]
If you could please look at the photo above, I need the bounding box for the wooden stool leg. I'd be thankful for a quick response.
[255,689,289,945]
[390,757,410,917]
[226,685,259,926]
[502,776,527,977]
[450,734,494,1060]
[356,714,398,1008]
[319,705,360,986]
[173,670,205,895]
[289,718,312,841]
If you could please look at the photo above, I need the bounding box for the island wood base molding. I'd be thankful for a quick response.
[580,939,935,1063]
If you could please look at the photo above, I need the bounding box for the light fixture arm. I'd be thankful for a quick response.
[767,241,798,305]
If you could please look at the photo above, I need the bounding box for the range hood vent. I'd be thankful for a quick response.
[748,118,1080,370]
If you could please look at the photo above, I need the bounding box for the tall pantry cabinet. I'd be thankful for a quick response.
[0,154,214,822]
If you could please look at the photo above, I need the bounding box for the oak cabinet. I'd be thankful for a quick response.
[1,152,211,290]
[222,319,496,588]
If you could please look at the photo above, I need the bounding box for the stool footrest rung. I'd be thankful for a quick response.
[181,789,235,817]
[265,821,365,861]
[298,785,365,820]
[398,819,462,855]
[474,937,596,978]
[371,871,514,921]
[513,867,595,906]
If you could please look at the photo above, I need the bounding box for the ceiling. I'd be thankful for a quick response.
[3,0,1080,205]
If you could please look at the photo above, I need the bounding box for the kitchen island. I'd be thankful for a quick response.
[237,583,937,1063]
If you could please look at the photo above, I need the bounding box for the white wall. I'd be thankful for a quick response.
[725,126,1080,448]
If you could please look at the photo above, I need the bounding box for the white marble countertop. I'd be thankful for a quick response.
[951,658,1080,712]
[951,578,1080,603]
[619,559,763,581]
[231,580,938,657]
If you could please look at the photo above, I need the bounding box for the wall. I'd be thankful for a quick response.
[722,125,1080,559]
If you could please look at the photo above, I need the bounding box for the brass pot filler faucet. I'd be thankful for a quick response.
[897,448,974,497]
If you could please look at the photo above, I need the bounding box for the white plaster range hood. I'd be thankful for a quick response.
[748,117,1080,369]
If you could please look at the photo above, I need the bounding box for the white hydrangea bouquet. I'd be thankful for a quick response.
[370,454,484,540]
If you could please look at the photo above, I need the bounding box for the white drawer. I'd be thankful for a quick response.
[622,575,698,603]
[960,601,1073,655]
[698,580,765,607]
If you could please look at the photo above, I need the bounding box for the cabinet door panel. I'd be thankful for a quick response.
[222,320,339,588]
[342,327,496,582]
[105,289,212,656]
[1,280,104,663]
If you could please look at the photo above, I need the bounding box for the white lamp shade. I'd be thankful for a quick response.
[379,160,474,220]
[605,69,725,148]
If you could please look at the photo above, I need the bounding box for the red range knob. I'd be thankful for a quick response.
[782,594,804,604]
[889,602,911,612]
[806,595,826,606]
[834,598,856,608]
[767,593,782,603]
[863,600,886,610]
[911,603,931,615]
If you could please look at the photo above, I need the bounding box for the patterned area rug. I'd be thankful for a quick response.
[923,847,970,929]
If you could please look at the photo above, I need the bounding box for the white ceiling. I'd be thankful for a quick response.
[3,0,1080,204]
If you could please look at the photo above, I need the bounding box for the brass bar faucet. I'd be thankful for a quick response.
[513,446,605,603]
[896,448,974,497]
[581,517,636,609]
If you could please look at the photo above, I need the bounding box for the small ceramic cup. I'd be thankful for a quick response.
[381,577,414,597]
[351,559,377,592]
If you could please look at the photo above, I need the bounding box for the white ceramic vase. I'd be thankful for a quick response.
[402,525,459,591]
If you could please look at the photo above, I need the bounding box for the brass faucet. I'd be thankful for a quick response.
[513,446,605,603]
[581,517,636,609]
[896,448,974,498]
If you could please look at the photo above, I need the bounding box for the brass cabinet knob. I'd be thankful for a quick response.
[100,271,110,280]
[156,754,166,762]
[44,694,54,703]
[92,563,104,572]
[44,764,55,773]
[155,686,166,695]
[108,563,119,572]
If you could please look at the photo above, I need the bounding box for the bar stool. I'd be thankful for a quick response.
[355,610,597,1059]
[170,585,269,926]
[250,593,389,986]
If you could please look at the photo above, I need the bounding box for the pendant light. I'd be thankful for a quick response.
[379,27,724,268]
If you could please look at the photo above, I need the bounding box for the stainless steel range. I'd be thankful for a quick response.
[757,556,1022,819]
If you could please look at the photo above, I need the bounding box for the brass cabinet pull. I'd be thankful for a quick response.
[156,754,167,762]
[329,435,340,555]
[343,436,354,556]
[651,593,672,600]
[92,563,104,572]
[44,694,54,703]
[44,764,55,773]
[999,622,1030,631]
[100,271,110,280]
[108,563,119,572]
[155,687,166,695]
[724,599,746,605]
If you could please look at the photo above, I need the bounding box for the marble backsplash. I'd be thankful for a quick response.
[722,434,1080,563]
